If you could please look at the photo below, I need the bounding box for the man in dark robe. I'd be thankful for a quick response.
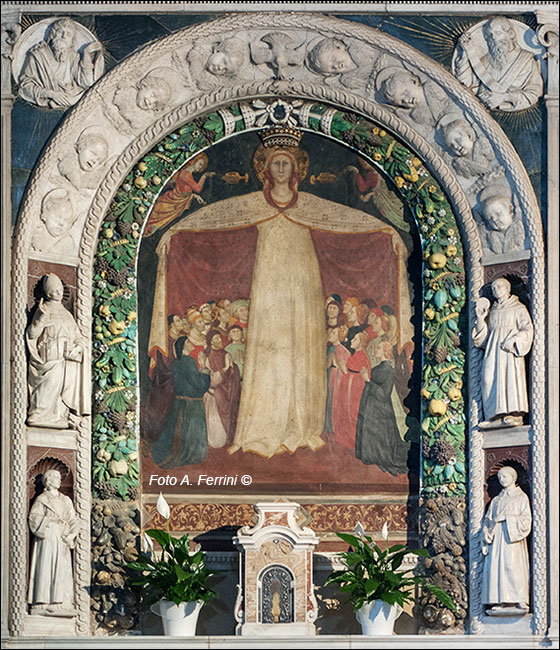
[151,336,211,468]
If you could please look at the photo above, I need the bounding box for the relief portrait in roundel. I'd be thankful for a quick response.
[137,130,421,495]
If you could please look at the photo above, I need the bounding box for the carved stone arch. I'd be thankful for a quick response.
[10,11,546,637]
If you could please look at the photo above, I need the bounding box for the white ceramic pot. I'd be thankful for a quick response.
[356,599,403,635]
[151,599,203,636]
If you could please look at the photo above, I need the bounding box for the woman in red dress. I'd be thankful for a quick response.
[332,330,371,450]
[203,329,242,446]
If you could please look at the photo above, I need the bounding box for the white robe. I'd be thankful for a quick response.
[26,300,89,428]
[473,294,533,421]
[28,490,79,608]
[481,485,531,607]
[152,190,411,457]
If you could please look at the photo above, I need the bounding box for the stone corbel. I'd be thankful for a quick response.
[536,10,559,99]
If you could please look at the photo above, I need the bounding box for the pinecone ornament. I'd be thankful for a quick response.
[110,411,127,432]
[126,485,140,501]
[117,221,133,237]
[95,481,118,500]
[432,439,456,465]
[435,346,448,363]
[106,268,119,285]
[97,257,110,273]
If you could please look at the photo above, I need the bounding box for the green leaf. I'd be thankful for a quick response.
[424,583,457,612]
[365,577,380,597]
[146,529,173,550]
[336,532,361,548]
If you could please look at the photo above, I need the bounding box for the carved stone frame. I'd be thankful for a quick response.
[8,11,547,637]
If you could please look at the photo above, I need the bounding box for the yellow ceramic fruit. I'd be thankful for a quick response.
[428,399,447,416]
[429,253,447,269]
[134,176,147,189]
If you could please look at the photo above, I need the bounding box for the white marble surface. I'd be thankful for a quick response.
[0,632,555,649]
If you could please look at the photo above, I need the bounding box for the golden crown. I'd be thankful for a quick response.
[260,126,302,148]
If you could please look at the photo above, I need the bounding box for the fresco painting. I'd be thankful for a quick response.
[139,131,421,494]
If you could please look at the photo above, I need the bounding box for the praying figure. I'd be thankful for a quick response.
[482,466,531,615]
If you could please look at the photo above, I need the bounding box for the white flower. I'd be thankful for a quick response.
[353,522,366,537]
[381,521,389,541]
[142,532,154,553]
[190,543,202,556]
[156,492,170,519]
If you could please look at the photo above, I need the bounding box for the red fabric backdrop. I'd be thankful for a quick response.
[164,227,397,315]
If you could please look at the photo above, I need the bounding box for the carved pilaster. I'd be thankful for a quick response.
[1,6,20,639]
[536,8,559,642]
[418,497,468,634]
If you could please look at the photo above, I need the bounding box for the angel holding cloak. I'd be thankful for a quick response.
[149,127,412,459]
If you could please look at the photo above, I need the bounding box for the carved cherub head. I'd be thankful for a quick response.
[441,118,476,157]
[378,67,423,108]
[206,38,246,77]
[40,189,76,238]
[135,69,173,112]
[481,194,514,232]
[307,37,354,76]
[75,127,108,172]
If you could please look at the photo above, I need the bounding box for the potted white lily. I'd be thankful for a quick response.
[325,522,456,635]
[126,493,219,636]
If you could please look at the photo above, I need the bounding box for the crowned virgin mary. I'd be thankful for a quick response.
[149,127,412,458]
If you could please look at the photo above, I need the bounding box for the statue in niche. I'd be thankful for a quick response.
[477,187,525,256]
[30,189,79,258]
[26,273,89,429]
[472,277,533,429]
[184,37,249,91]
[18,17,103,109]
[57,125,111,192]
[375,65,452,136]
[306,36,378,90]
[482,466,531,615]
[250,32,306,80]
[103,67,174,136]
[452,16,543,112]
[260,565,294,624]
[28,469,80,616]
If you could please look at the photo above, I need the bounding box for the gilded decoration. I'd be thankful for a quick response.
[144,502,410,534]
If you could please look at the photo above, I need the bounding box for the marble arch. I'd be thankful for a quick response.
[8,11,548,638]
